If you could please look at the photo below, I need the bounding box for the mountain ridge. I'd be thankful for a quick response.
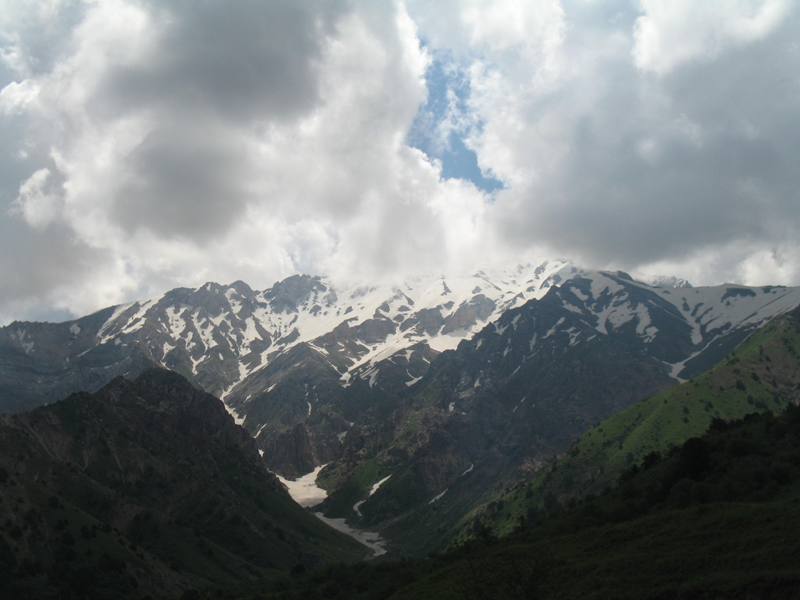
[2,262,800,561]
[3,263,799,481]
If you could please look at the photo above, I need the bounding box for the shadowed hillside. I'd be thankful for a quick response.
[0,369,365,599]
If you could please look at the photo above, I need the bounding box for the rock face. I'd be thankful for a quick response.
[0,369,365,599]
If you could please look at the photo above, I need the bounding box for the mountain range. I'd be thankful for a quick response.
[2,260,800,556]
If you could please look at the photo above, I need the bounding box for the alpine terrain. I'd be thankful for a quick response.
[2,261,799,555]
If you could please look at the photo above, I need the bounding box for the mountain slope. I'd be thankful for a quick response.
[465,303,800,538]
[0,369,365,599]
[267,404,800,599]
[314,273,800,554]
[0,306,156,413]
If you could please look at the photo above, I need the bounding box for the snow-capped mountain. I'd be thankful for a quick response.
[3,261,798,558]
[1,260,799,476]
[315,272,800,551]
[80,259,575,406]
[0,259,568,410]
[531,271,800,380]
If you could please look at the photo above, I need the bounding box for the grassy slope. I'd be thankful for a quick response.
[458,307,800,538]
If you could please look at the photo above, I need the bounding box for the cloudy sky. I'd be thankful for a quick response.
[1,0,799,323]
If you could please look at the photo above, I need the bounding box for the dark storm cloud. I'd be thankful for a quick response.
[111,124,254,240]
[95,0,347,124]
[86,0,351,242]
[0,217,109,320]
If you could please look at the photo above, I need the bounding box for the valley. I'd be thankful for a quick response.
[276,465,389,558]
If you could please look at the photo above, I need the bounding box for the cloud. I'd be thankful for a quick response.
[0,217,114,324]
[0,0,496,321]
[633,0,791,74]
[412,0,800,282]
[0,0,799,323]
[11,167,62,229]
[94,0,341,124]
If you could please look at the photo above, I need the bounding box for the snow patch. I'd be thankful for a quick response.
[428,489,448,504]
[10,329,34,354]
[405,373,423,386]
[544,317,566,339]
[353,474,392,517]
[277,464,329,508]
[97,302,134,343]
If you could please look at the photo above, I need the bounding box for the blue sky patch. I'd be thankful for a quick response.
[408,53,504,194]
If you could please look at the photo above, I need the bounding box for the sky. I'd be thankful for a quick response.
[1,0,799,323]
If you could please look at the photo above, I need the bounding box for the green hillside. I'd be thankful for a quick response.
[462,305,800,539]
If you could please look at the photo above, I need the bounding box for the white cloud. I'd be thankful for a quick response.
[11,167,61,229]
[411,0,800,286]
[633,0,791,74]
[0,79,39,114]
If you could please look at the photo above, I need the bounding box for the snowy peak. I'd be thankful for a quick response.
[464,271,800,384]
[422,272,800,427]
[4,261,799,425]
[648,275,693,289]
[264,275,334,313]
[563,272,800,351]
[89,260,574,397]
[6,261,797,410]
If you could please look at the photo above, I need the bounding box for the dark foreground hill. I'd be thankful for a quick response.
[0,369,365,599]
[266,403,800,599]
